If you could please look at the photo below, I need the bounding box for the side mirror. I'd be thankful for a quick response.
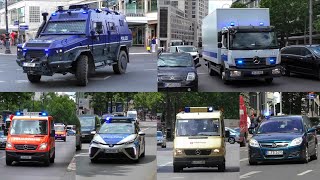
[218,32,222,42]
[138,131,145,136]
[195,63,201,68]
[218,42,222,48]
[307,128,316,133]
[225,130,230,138]
[50,129,55,137]
[91,131,96,135]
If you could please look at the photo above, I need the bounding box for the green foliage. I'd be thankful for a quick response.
[230,2,247,8]
[315,18,320,32]
[0,93,34,111]
[282,92,305,115]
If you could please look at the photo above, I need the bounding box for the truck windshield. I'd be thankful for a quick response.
[176,119,220,136]
[79,116,95,128]
[10,120,48,135]
[256,118,303,134]
[43,21,86,34]
[230,32,278,50]
[54,126,65,131]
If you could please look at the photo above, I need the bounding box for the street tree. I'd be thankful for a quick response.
[230,2,247,8]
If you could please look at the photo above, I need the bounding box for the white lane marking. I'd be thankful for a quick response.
[172,177,184,179]
[90,76,111,81]
[15,80,29,83]
[240,158,249,162]
[142,128,150,131]
[144,69,157,71]
[67,156,76,171]
[130,53,153,55]
[0,81,5,83]
[297,170,313,176]
[240,171,262,179]
[16,68,22,71]
[159,161,172,167]
[75,152,89,157]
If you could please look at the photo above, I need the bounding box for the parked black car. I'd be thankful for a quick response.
[281,45,320,78]
[158,53,201,92]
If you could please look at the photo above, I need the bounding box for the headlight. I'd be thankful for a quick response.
[289,137,303,147]
[230,71,241,77]
[6,142,12,148]
[175,149,183,155]
[213,149,220,153]
[272,68,281,74]
[39,143,47,150]
[249,139,260,148]
[17,48,22,52]
[186,72,196,81]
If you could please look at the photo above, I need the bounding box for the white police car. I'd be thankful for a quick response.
[89,117,145,163]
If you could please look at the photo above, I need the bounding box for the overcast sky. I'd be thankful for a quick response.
[209,0,232,13]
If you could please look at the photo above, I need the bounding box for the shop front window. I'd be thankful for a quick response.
[130,26,145,45]
[126,0,144,15]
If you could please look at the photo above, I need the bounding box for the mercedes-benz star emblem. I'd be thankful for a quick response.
[109,144,114,147]
[170,76,175,80]
[272,143,277,148]
[195,149,201,155]
[24,145,28,150]
[253,57,260,64]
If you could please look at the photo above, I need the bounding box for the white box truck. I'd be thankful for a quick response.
[202,8,281,84]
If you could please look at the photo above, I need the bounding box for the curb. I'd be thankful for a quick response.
[67,156,76,172]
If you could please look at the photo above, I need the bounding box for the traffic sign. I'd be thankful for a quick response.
[19,25,29,30]
[14,20,19,26]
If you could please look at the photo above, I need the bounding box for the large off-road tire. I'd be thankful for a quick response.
[113,51,128,74]
[75,55,89,86]
[27,74,41,83]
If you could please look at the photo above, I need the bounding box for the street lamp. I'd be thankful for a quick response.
[5,0,11,54]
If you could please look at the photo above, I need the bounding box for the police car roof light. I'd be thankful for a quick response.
[184,107,191,113]
[52,13,57,16]
[230,22,235,26]
[82,11,88,14]
[15,111,23,116]
[208,107,214,112]
[39,112,48,116]
[259,22,264,26]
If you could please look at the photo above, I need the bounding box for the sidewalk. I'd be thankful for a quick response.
[0,45,17,55]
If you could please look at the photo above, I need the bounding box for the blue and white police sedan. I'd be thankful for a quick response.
[89,117,146,163]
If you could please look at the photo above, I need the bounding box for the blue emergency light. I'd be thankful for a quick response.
[82,11,88,14]
[52,13,57,16]
[184,107,190,112]
[268,57,276,64]
[39,112,48,116]
[208,107,214,112]
[230,22,235,26]
[236,58,245,65]
[15,111,23,116]
[259,22,264,26]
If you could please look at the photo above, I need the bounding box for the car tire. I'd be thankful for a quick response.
[27,74,41,83]
[311,143,318,160]
[113,50,128,74]
[44,154,50,166]
[302,146,309,163]
[173,165,182,172]
[228,137,236,144]
[162,144,166,148]
[64,138,66,142]
[50,151,55,163]
[218,162,226,172]
[141,143,145,158]
[6,158,13,166]
[75,55,89,86]
[192,84,198,92]
[249,159,258,165]
[265,78,273,84]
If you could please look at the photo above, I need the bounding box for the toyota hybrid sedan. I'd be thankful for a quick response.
[248,115,318,165]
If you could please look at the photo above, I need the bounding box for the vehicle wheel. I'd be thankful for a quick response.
[173,165,182,172]
[75,55,89,86]
[113,50,128,74]
[27,74,41,83]
[249,159,258,165]
[50,151,55,163]
[281,64,290,76]
[228,137,235,144]
[6,158,13,166]
[240,137,246,147]
[44,154,50,166]
[218,162,226,172]
[311,143,318,160]
[265,78,273,84]
[302,146,309,163]
[221,68,230,84]
[208,62,215,76]
[162,144,166,148]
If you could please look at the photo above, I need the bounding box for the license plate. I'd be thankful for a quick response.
[191,160,205,164]
[20,156,32,159]
[165,83,181,87]
[23,62,36,67]
[252,71,263,75]
[266,151,283,155]
[105,149,118,153]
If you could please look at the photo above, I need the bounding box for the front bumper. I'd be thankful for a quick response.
[225,66,281,81]
[6,151,49,162]
[89,142,139,160]
[158,80,198,92]
[173,156,224,167]
[248,145,304,162]
[16,58,73,76]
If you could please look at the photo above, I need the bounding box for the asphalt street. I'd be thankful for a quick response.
[75,121,157,180]
[240,135,320,180]
[197,59,320,92]
[0,53,157,92]
[157,142,240,180]
[0,136,76,180]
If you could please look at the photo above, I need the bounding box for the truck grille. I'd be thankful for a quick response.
[26,50,46,58]
[185,149,211,156]
[14,144,38,150]
[160,75,185,81]
[25,43,51,48]
[236,58,268,69]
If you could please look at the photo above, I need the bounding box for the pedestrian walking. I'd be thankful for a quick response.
[151,37,156,53]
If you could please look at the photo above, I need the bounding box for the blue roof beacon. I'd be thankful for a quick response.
[16,4,133,86]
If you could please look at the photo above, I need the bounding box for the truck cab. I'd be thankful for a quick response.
[54,123,66,142]
[202,8,281,84]
[16,4,132,86]
[5,112,55,166]
[173,107,230,172]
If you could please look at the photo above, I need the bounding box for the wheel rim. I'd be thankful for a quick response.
[229,138,235,144]
[120,55,127,70]
[306,147,309,161]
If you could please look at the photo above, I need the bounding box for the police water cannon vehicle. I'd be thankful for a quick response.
[202,8,281,84]
[16,4,132,86]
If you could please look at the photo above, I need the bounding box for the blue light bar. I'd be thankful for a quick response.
[208,107,213,112]
[45,49,49,52]
[230,22,235,26]
[236,58,244,65]
[23,48,27,52]
[16,111,23,116]
[237,60,243,64]
[268,57,276,64]
[52,13,57,16]
[184,107,190,113]
[39,112,48,116]
[259,22,264,26]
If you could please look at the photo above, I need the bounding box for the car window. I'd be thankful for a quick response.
[256,117,303,134]
[301,48,312,56]
[282,47,301,55]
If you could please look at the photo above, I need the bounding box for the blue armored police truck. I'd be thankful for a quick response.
[16,5,132,86]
